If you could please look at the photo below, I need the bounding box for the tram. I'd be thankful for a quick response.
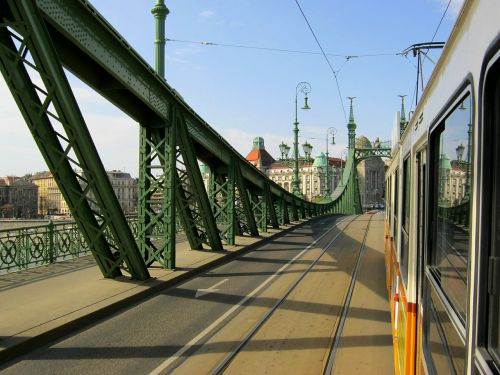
[384,0,499,374]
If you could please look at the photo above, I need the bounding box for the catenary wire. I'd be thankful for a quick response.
[165,38,401,60]
[293,0,347,123]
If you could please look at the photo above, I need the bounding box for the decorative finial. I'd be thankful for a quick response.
[151,0,169,17]
[398,94,407,135]
[347,96,356,124]
[347,96,357,149]
[398,94,407,123]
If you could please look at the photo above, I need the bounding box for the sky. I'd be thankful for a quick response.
[0,0,464,177]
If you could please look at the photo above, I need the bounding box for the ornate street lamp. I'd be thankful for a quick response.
[325,127,337,198]
[456,143,465,162]
[279,141,289,160]
[302,141,313,160]
[292,82,311,196]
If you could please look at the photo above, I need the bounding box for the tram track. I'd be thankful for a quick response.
[322,214,373,374]
[160,214,373,375]
[209,215,364,375]
[149,215,357,375]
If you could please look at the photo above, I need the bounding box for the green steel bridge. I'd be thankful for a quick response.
[0,0,390,281]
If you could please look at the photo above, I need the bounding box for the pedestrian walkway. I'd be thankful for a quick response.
[0,222,298,364]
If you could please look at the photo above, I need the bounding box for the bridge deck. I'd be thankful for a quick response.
[0,215,394,374]
[0,225,285,363]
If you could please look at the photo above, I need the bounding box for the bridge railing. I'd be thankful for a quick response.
[0,221,90,274]
[0,216,189,274]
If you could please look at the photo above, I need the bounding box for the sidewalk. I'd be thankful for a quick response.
[0,222,305,364]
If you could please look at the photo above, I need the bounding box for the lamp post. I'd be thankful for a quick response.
[292,82,311,196]
[459,100,472,201]
[456,143,465,203]
[325,127,337,198]
[279,141,291,160]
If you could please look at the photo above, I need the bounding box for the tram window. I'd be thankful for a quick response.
[424,92,472,374]
[401,157,411,285]
[394,170,399,246]
[429,93,472,323]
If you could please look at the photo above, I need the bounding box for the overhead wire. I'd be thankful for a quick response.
[293,0,347,123]
[165,38,400,60]
[430,0,452,43]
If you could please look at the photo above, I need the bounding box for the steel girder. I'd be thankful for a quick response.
[0,0,149,280]
[231,159,259,238]
[355,147,391,162]
[207,167,234,245]
[0,0,366,280]
[331,149,363,215]
[175,110,223,252]
[250,190,267,233]
[138,120,176,268]
[264,184,279,229]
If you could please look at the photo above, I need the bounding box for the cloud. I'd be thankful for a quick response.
[199,10,214,19]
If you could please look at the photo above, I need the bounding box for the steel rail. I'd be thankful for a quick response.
[209,215,361,375]
[148,215,353,375]
[322,214,374,374]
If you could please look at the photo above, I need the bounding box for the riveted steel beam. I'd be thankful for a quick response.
[0,1,149,280]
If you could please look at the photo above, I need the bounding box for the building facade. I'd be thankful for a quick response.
[30,170,138,217]
[31,171,69,216]
[0,176,38,218]
[244,137,343,202]
[78,170,138,214]
[107,170,137,214]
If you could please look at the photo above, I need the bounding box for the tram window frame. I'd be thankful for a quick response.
[416,150,427,305]
[424,86,473,373]
[393,169,399,247]
[400,155,411,286]
[477,47,500,373]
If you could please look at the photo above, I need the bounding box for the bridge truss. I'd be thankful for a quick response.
[0,0,389,280]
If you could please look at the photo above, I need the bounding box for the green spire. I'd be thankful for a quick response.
[347,97,356,149]
[348,96,356,127]
[399,95,407,135]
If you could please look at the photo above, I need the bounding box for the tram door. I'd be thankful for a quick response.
[415,149,426,374]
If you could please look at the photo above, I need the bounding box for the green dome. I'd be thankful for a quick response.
[355,136,372,148]
[439,154,452,170]
[313,152,327,167]
[199,163,209,174]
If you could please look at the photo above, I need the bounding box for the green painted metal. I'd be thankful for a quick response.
[0,1,149,280]
[138,122,177,268]
[264,184,279,229]
[399,94,408,136]
[355,147,392,162]
[207,166,234,245]
[291,200,298,221]
[175,110,223,251]
[232,159,259,237]
[0,221,91,273]
[251,191,267,233]
[151,0,168,78]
